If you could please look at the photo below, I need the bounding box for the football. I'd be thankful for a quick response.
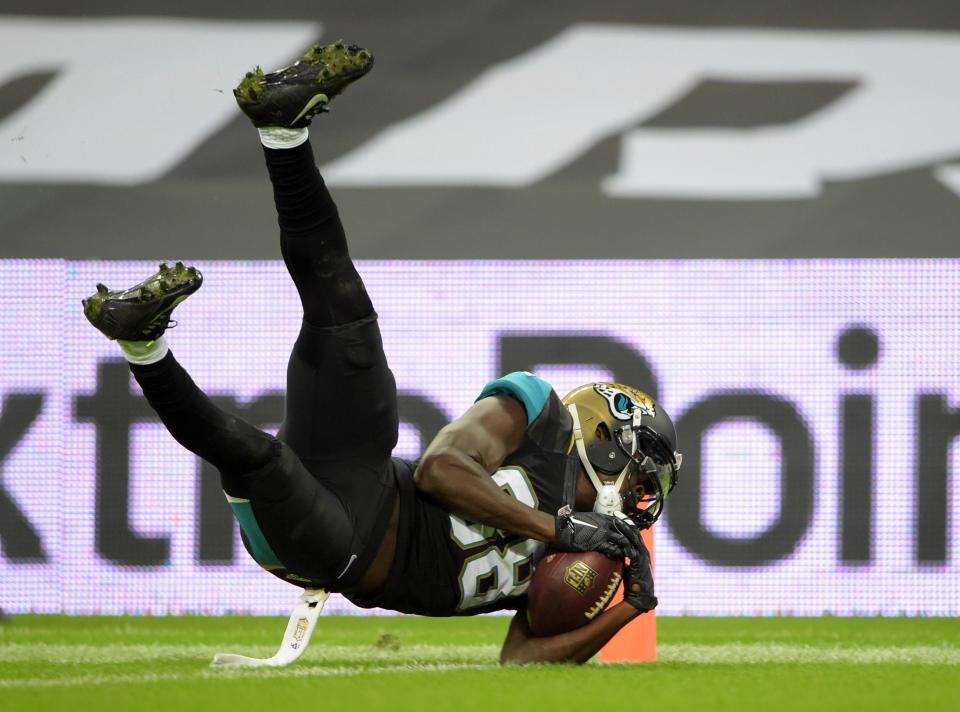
[525,550,623,637]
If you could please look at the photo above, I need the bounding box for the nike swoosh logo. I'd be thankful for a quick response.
[292,93,329,125]
[569,517,599,529]
[336,554,358,580]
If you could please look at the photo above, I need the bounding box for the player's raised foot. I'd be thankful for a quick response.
[234,39,374,128]
[82,262,202,341]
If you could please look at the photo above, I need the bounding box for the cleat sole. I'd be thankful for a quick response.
[82,263,202,341]
[235,40,374,128]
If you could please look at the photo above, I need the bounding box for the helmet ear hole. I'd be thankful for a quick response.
[595,423,612,441]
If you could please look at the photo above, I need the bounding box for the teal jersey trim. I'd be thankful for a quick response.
[228,499,283,568]
[476,371,552,425]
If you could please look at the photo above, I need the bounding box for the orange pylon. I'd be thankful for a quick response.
[599,526,656,662]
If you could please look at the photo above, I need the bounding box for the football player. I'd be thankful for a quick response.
[82,41,680,664]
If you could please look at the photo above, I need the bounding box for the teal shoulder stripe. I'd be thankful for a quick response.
[228,500,282,568]
[475,371,552,425]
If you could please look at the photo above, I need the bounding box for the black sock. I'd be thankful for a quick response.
[263,141,373,327]
[131,352,276,477]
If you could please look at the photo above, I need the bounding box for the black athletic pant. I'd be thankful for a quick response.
[131,140,400,589]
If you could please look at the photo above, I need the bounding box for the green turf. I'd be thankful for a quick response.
[1,616,958,711]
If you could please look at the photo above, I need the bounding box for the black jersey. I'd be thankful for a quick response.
[346,372,579,616]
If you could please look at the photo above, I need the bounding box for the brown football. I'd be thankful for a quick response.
[525,550,623,637]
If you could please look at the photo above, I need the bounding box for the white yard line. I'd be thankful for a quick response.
[0,671,189,689]
[1,642,957,689]
[658,643,960,665]
[0,663,494,689]
[0,643,498,664]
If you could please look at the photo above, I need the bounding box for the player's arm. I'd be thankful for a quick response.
[500,552,657,665]
[414,395,557,541]
[499,602,640,665]
[415,373,643,557]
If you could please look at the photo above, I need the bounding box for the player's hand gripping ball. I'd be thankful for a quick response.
[525,551,622,637]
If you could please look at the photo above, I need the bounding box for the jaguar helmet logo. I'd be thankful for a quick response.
[593,384,655,421]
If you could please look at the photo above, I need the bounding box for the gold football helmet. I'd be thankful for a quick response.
[562,383,681,527]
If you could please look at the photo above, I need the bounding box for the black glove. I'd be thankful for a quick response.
[623,534,657,613]
[554,510,643,560]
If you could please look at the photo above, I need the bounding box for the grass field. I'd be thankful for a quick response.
[1,615,958,711]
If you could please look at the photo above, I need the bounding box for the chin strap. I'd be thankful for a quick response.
[211,588,329,668]
[568,404,632,515]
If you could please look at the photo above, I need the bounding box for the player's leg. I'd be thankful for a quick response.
[239,43,375,329]
[266,139,399,466]
[132,349,357,583]
[82,266,357,585]
[129,349,275,480]
[80,264,260,470]
[265,138,372,328]
[235,41,398,467]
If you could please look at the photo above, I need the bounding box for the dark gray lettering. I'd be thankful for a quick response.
[669,392,814,565]
[0,393,46,562]
[75,360,167,567]
[497,334,659,399]
[916,394,958,565]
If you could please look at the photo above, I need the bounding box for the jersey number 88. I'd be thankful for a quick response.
[449,468,546,611]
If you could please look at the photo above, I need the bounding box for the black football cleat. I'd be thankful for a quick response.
[82,262,202,341]
[234,40,374,128]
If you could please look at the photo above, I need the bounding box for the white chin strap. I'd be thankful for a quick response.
[211,588,329,667]
[568,404,633,515]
